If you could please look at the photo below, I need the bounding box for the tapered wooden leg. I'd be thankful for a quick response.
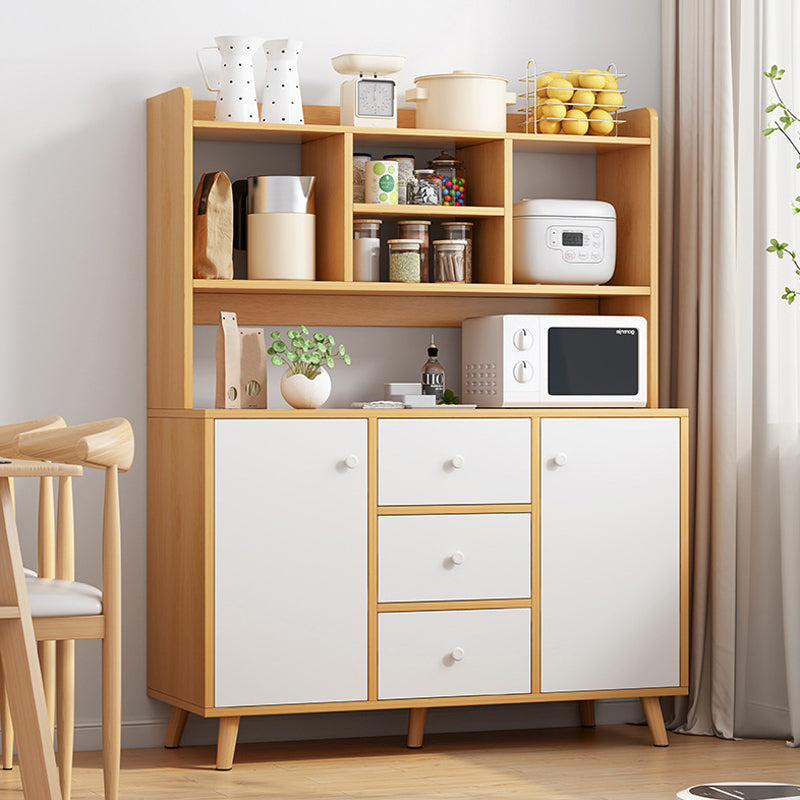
[640,696,669,746]
[56,640,74,800]
[40,641,56,738]
[407,708,427,749]
[216,716,240,770]
[165,707,189,749]
[38,475,57,740]
[102,467,121,800]
[578,700,595,728]
[0,658,13,769]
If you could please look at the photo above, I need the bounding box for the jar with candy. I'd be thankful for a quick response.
[428,151,466,206]
[407,169,442,205]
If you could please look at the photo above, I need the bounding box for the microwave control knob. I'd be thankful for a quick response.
[513,328,533,350]
[513,360,533,383]
[554,452,568,467]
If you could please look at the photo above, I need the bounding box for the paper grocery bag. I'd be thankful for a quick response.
[239,328,267,409]
[194,172,234,279]
[216,312,241,408]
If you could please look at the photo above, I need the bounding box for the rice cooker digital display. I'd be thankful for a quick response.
[547,225,603,263]
[562,231,583,246]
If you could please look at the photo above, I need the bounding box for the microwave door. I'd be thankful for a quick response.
[545,326,644,406]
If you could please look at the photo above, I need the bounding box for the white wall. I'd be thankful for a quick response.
[1,0,661,750]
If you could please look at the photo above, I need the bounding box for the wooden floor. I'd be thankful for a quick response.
[1,725,798,799]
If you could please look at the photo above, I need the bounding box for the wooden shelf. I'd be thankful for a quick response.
[353,204,504,218]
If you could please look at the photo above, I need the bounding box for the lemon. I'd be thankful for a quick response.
[596,91,623,110]
[604,73,618,90]
[546,79,574,102]
[565,69,583,87]
[571,89,595,113]
[535,71,560,90]
[579,68,607,90]
[537,118,561,135]
[562,109,589,135]
[589,108,614,135]
[540,99,567,119]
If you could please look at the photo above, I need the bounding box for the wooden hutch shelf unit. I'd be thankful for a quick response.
[147,88,685,770]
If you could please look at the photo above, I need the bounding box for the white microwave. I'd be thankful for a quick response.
[461,314,647,408]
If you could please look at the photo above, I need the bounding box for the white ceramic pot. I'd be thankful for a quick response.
[197,35,263,122]
[261,39,304,124]
[280,368,331,409]
[405,70,516,133]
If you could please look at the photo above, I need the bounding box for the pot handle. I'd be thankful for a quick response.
[404,87,428,103]
[505,91,517,105]
[196,46,220,94]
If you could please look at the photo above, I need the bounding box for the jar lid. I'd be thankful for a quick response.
[388,239,422,247]
[353,152,372,158]
[433,239,468,247]
[441,221,474,229]
[428,150,462,168]
[354,218,383,225]
[397,220,432,226]
[383,153,415,160]
[413,169,435,175]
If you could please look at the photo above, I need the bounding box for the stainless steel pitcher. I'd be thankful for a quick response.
[246,176,315,214]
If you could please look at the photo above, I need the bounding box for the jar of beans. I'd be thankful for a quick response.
[388,239,422,282]
[428,151,466,206]
[397,220,431,282]
[408,169,442,205]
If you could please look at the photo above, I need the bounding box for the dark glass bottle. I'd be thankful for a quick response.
[421,335,445,402]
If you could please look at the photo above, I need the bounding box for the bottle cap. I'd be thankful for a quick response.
[427,334,438,357]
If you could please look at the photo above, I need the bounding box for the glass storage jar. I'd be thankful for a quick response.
[428,151,466,206]
[353,219,382,282]
[383,154,415,204]
[388,239,422,282]
[353,153,371,203]
[440,221,474,282]
[396,220,431,282]
[432,239,467,283]
[407,169,442,205]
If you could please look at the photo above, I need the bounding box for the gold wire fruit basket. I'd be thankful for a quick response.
[518,59,627,136]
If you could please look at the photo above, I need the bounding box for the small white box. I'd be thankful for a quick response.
[384,382,422,400]
[388,394,437,408]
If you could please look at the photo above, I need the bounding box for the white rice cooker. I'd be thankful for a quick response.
[512,199,616,285]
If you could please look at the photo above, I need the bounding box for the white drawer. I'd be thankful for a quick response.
[378,609,531,700]
[377,419,531,506]
[378,514,531,602]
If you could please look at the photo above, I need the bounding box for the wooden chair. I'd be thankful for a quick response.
[6,418,134,800]
[0,416,67,769]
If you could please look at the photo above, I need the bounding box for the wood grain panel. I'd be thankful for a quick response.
[147,88,193,409]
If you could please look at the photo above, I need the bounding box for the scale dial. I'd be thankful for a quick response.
[357,79,395,117]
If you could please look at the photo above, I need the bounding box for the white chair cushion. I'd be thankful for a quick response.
[25,576,103,617]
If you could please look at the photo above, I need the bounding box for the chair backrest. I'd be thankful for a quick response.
[0,417,65,457]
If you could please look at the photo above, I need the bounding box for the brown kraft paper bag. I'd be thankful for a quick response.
[194,172,234,279]
[216,312,241,409]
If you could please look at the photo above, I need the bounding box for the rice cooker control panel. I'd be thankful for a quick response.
[547,226,604,264]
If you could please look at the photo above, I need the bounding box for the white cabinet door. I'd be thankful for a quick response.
[540,417,681,693]
[214,419,367,707]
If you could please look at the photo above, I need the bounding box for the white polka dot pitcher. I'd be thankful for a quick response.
[260,39,304,124]
[197,35,263,122]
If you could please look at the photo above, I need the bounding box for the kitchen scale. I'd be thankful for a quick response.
[331,54,406,127]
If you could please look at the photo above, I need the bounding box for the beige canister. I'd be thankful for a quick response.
[365,160,398,204]
[247,213,315,279]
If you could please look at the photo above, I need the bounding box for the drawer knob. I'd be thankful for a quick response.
[344,454,359,469]
[554,452,568,467]
[450,454,466,469]
[450,551,466,566]
[451,647,465,662]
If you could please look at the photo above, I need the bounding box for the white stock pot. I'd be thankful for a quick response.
[405,70,516,133]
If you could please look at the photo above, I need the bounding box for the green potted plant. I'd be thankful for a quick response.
[268,325,351,409]
[763,65,800,303]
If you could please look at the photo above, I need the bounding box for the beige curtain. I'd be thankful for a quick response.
[660,0,739,738]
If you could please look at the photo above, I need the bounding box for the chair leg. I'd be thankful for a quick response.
[165,707,189,749]
[0,658,13,769]
[407,708,427,748]
[216,717,240,771]
[39,641,56,739]
[56,639,75,800]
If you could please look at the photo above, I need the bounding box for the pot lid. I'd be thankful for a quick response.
[413,69,508,84]
[512,198,616,219]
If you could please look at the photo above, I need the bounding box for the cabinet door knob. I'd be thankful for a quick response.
[554,452,568,467]
[450,551,466,566]
[344,454,359,469]
[451,647,465,662]
[451,454,465,469]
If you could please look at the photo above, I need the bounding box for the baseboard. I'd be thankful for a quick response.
[69,698,645,752]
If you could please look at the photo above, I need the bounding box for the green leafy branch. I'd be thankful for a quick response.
[267,325,351,378]
[763,65,800,303]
